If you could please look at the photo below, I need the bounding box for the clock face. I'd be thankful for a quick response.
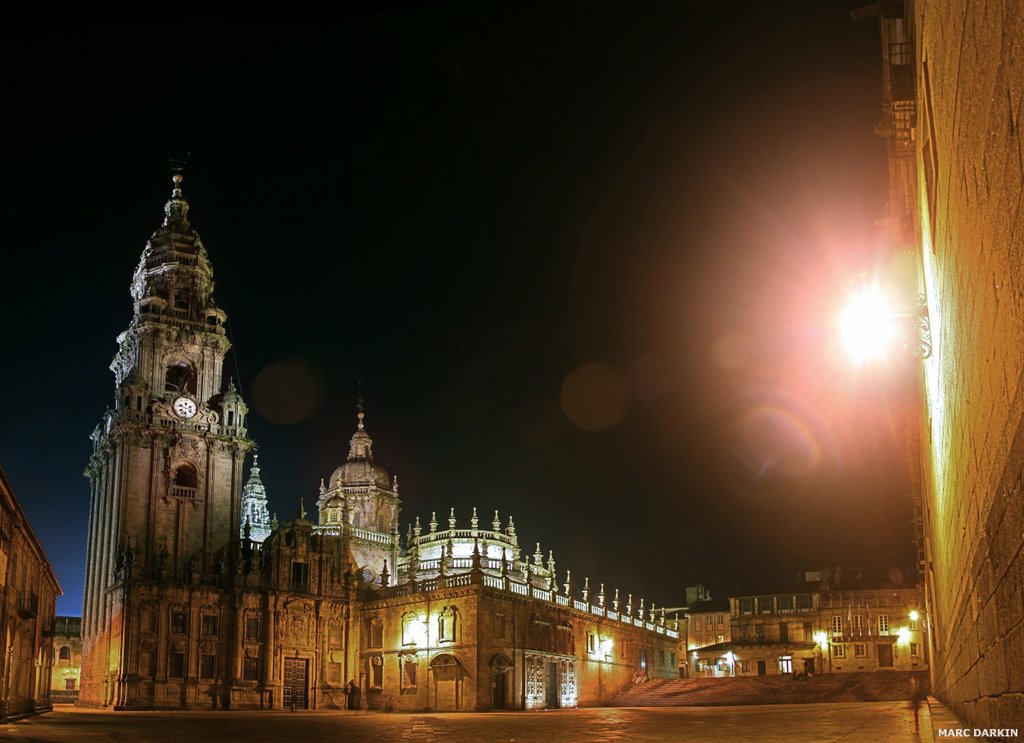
[173,397,198,419]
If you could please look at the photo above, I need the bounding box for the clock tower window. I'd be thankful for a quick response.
[164,361,197,394]
[171,463,198,499]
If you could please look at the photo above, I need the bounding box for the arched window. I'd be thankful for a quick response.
[172,463,198,498]
[164,361,197,394]
[58,646,71,661]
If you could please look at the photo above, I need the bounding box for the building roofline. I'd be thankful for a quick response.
[0,465,63,595]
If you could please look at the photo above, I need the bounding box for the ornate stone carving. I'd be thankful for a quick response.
[110,330,139,385]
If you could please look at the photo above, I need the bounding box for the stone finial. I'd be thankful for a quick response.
[243,514,252,540]
[649,602,656,622]
[472,538,482,572]
[613,588,620,612]
[598,583,606,607]
[564,569,572,596]
[639,598,645,620]
[414,516,422,538]
[492,510,501,531]
[507,516,517,540]
[549,567,558,592]
[626,594,633,615]
[429,512,438,532]
[319,478,326,495]
[171,172,184,198]
[298,495,307,521]
[582,576,590,601]
[381,560,390,586]
[393,475,399,492]
[659,608,667,626]
[271,513,278,531]
[471,507,479,529]
[446,538,454,558]
[448,507,456,530]
[534,543,543,566]
[547,550,555,578]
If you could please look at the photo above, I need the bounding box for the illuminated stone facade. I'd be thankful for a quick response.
[50,616,82,703]
[0,466,61,721]
[79,179,678,711]
[859,1,1024,731]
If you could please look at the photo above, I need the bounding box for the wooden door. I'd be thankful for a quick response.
[283,657,308,709]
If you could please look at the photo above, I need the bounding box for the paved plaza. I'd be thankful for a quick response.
[0,700,966,743]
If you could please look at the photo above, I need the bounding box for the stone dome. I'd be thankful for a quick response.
[330,459,390,489]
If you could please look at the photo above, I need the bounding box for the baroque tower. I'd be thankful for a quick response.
[80,175,253,705]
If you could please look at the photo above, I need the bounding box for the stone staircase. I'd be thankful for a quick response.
[608,671,929,707]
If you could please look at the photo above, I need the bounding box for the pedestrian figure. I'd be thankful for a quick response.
[909,677,924,734]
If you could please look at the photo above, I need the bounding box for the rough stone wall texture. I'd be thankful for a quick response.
[915,0,1024,729]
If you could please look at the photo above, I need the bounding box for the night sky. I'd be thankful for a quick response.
[1,4,919,617]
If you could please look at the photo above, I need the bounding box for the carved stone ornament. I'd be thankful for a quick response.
[110,330,139,385]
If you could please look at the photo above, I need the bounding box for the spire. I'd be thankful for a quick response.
[492,510,501,531]
[163,172,191,226]
[240,451,271,543]
[448,508,456,530]
[347,391,374,461]
[298,494,307,521]
[471,507,479,529]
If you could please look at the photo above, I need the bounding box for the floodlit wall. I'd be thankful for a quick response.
[913,0,1024,729]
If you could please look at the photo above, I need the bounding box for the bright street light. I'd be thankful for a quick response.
[838,287,895,363]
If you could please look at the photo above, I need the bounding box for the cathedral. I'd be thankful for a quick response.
[80,176,679,711]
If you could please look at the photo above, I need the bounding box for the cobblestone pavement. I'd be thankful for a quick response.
[0,701,943,743]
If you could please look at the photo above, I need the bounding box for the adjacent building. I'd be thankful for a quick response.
[50,616,82,703]
[690,571,926,678]
[79,177,679,711]
[0,466,62,721]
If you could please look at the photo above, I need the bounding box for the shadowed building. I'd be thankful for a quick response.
[0,466,61,721]
[79,178,679,711]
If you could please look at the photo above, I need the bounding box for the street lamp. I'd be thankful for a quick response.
[837,287,932,361]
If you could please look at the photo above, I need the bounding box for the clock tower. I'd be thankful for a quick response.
[80,175,253,706]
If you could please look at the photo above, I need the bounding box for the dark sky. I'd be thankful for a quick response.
[1,4,919,617]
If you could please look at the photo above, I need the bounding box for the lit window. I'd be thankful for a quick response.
[853,615,863,632]
[878,615,889,635]
[833,643,846,659]
[58,646,71,661]
[910,643,920,657]
[831,616,843,634]
[854,643,866,658]
[65,678,77,690]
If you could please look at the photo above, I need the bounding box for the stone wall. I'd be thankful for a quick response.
[913,0,1024,728]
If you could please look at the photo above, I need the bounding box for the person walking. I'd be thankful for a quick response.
[908,676,924,734]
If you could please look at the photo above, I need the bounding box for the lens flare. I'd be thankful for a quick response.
[838,287,894,363]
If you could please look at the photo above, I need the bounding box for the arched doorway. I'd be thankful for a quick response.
[429,654,463,711]
[489,654,512,710]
